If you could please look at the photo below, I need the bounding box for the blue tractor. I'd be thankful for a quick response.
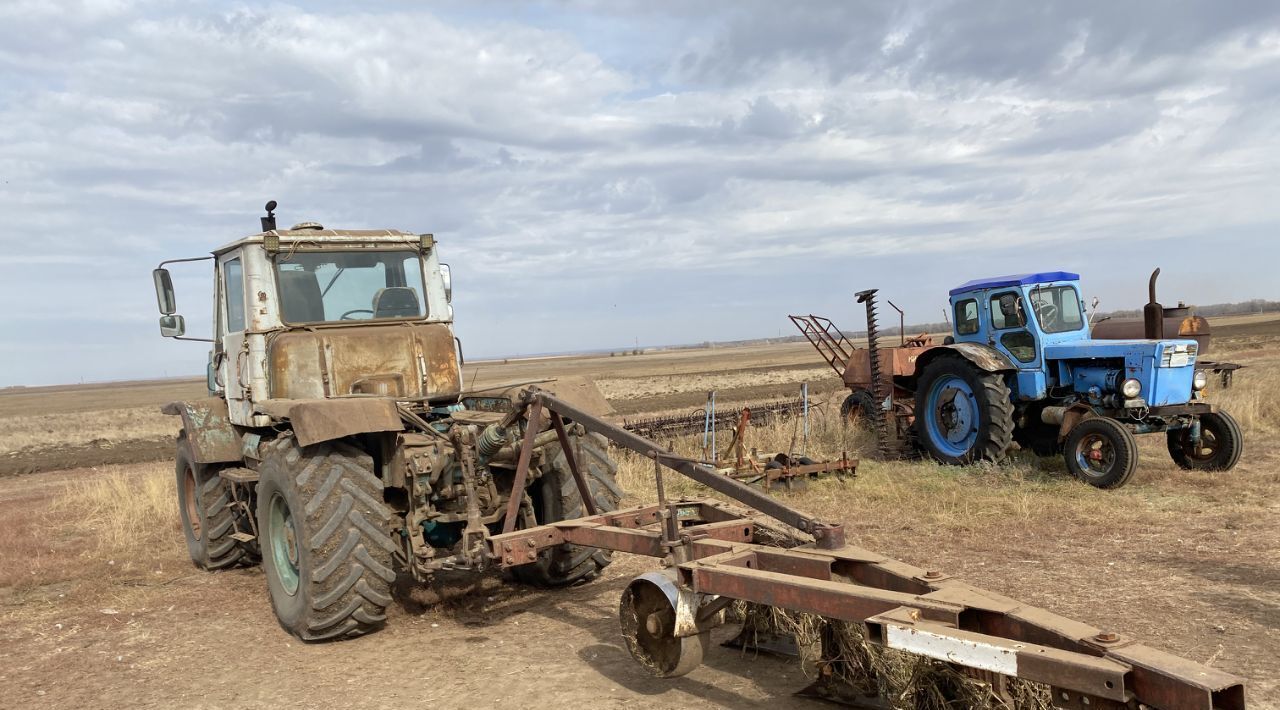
[908,270,1242,487]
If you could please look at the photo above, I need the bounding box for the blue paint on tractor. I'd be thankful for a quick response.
[945,272,1206,413]
[923,374,978,458]
[948,271,1081,297]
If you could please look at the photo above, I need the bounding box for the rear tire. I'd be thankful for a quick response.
[256,437,397,641]
[913,357,1014,464]
[1063,418,1138,489]
[514,432,622,588]
[1167,411,1243,471]
[176,431,247,570]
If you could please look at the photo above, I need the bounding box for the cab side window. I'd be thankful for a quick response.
[990,292,1026,330]
[224,258,246,333]
[954,299,979,335]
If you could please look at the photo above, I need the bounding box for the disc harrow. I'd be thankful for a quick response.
[489,387,1247,709]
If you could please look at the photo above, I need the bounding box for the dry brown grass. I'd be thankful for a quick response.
[49,463,181,556]
[596,365,833,400]
[0,407,178,453]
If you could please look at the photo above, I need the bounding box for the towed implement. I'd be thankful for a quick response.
[152,208,1245,707]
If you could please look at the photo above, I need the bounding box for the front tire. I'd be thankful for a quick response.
[1167,411,1243,471]
[176,431,247,570]
[1064,418,1138,489]
[513,432,622,588]
[256,437,397,641]
[913,357,1014,464]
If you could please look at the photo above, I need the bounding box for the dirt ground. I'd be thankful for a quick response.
[2,316,1279,708]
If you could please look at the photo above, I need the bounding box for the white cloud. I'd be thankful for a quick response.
[1,1,1279,384]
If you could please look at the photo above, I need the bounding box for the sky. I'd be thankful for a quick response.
[3,1,1280,386]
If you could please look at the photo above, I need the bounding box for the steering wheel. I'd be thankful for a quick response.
[340,309,374,320]
[1038,303,1059,328]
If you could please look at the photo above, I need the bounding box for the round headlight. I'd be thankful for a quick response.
[1121,378,1142,398]
[1193,370,1208,391]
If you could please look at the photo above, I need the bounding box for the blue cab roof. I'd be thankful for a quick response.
[949,271,1080,297]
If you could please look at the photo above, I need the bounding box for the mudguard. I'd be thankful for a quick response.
[160,398,243,464]
[257,398,404,448]
[916,342,1016,374]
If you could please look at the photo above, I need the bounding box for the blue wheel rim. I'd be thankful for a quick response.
[924,374,979,458]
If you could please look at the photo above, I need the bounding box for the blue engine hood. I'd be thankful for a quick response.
[1043,339,1160,361]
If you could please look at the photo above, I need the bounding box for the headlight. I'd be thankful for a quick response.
[1121,378,1142,398]
[1193,370,1208,391]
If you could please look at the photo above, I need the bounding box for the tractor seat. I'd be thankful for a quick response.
[372,287,422,319]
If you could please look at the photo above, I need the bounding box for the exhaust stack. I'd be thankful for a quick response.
[1144,268,1164,340]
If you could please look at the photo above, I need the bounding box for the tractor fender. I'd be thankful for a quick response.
[160,398,243,464]
[256,398,405,448]
[914,342,1016,376]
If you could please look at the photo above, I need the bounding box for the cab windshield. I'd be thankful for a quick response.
[275,249,427,324]
[1029,285,1084,334]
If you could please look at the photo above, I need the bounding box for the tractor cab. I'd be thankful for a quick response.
[948,271,1089,370]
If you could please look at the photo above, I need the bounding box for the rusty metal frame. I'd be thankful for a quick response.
[489,388,1246,710]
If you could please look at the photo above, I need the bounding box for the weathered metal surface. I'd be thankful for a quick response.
[160,398,242,464]
[500,399,543,535]
[474,375,614,418]
[525,390,845,546]
[497,389,1248,709]
[283,398,403,447]
[266,322,461,401]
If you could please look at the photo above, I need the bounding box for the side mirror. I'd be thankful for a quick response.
[160,314,186,338]
[153,268,177,314]
[440,263,452,304]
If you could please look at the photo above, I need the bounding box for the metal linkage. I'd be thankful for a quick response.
[491,387,1247,710]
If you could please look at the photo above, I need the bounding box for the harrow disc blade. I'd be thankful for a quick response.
[619,573,708,678]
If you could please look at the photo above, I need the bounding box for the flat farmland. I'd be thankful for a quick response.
[1,315,1278,708]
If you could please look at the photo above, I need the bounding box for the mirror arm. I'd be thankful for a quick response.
[173,336,216,343]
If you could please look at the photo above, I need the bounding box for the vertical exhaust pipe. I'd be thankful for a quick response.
[1144,268,1164,340]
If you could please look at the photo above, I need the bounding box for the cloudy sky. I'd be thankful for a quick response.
[3,1,1279,386]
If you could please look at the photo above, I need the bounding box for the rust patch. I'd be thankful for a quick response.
[287,398,403,447]
[159,398,241,464]
[267,323,461,399]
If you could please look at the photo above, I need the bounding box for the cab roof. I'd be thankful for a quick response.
[213,228,420,256]
[949,271,1080,297]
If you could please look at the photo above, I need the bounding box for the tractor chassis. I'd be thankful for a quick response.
[489,388,1246,709]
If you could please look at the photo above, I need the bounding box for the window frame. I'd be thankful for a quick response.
[271,248,430,326]
[1028,284,1086,334]
[222,256,247,334]
[954,298,980,336]
[988,291,1028,331]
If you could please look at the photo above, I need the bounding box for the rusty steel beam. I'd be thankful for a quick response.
[500,398,543,535]
[499,389,1247,709]
[523,389,846,549]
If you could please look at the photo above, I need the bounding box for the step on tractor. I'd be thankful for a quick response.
[152,210,1246,708]
[792,270,1243,488]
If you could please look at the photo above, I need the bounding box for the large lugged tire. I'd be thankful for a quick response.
[1166,411,1243,471]
[256,437,397,641]
[840,389,877,428]
[1064,418,1139,489]
[514,432,623,588]
[913,356,1015,465]
[176,431,247,570]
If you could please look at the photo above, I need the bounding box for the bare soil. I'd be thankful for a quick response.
[2,318,1279,708]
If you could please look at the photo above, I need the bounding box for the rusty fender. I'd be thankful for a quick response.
[916,342,1016,374]
[160,398,243,464]
[270,398,405,448]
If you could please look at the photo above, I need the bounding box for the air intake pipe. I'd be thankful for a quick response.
[1144,268,1164,340]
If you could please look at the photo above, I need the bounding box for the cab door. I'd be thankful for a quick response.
[988,290,1040,369]
[216,250,252,425]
